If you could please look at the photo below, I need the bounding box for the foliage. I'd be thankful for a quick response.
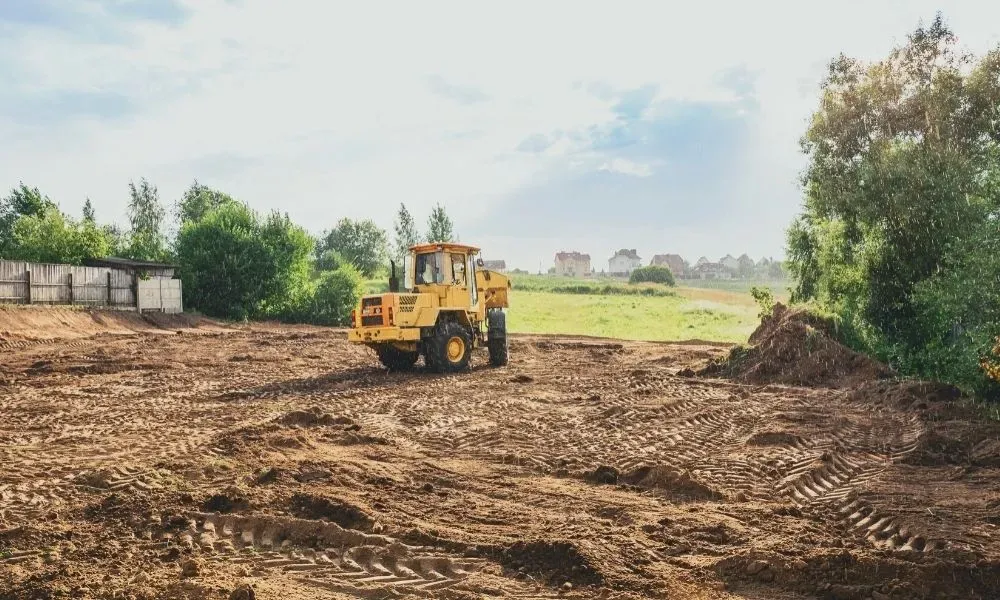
[82,198,96,223]
[309,264,364,326]
[750,286,775,320]
[10,207,113,265]
[425,203,454,243]
[785,14,1000,395]
[176,180,236,225]
[316,248,347,272]
[175,203,313,320]
[318,218,388,278]
[512,274,675,297]
[629,265,676,286]
[0,183,56,257]
[393,203,421,262]
[126,178,169,262]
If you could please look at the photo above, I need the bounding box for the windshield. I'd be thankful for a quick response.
[415,252,442,285]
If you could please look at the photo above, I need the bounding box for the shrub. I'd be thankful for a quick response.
[629,265,676,286]
[310,264,363,326]
[749,286,775,320]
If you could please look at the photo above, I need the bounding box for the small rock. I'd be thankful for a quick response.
[229,583,256,600]
[746,559,769,576]
[561,582,573,592]
[133,571,150,584]
[421,483,434,493]
[180,559,201,578]
[872,591,890,600]
[735,491,748,502]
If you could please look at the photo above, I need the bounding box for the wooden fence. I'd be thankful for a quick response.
[0,259,154,310]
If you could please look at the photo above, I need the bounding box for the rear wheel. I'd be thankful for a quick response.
[426,321,472,373]
[487,310,509,367]
[376,346,419,371]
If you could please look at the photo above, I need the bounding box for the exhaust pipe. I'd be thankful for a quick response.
[389,260,399,293]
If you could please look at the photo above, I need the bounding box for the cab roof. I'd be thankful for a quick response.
[409,242,480,254]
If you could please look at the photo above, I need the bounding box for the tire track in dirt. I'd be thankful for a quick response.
[162,512,486,595]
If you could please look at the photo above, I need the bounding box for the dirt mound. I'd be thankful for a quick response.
[0,305,224,340]
[700,303,892,387]
[287,493,373,530]
[499,540,603,587]
[623,465,721,501]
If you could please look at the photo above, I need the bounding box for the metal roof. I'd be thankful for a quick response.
[409,242,481,253]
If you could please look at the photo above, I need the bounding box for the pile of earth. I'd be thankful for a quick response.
[700,303,892,387]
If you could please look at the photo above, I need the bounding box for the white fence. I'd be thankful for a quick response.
[0,259,182,312]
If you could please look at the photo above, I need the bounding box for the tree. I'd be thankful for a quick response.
[10,207,112,265]
[82,198,96,223]
[310,264,364,325]
[393,203,421,261]
[175,203,313,320]
[785,14,1000,395]
[0,183,56,256]
[628,265,676,286]
[126,178,168,261]
[426,203,454,243]
[318,218,388,278]
[175,180,236,225]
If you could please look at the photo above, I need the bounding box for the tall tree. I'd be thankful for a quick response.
[786,14,1000,395]
[0,183,56,256]
[393,203,420,261]
[175,179,236,225]
[82,198,96,223]
[126,178,168,261]
[318,218,388,278]
[425,203,454,243]
[10,206,113,265]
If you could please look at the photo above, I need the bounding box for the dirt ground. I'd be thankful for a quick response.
[1,307,998,600]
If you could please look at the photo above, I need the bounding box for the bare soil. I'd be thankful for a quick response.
[0,307,998,599]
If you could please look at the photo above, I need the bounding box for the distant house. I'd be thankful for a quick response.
[693,262,733,280]
[719,254,739,272]
[554,251,591,277]
[737,254,755,278]
[482,259,507,273]
[650,254,688,278]
[695,256,710,267]
[608,249,642,276]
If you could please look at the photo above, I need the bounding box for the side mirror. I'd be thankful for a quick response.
[476,258,485,267]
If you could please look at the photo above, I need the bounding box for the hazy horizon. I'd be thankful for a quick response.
[3,1,1000,271]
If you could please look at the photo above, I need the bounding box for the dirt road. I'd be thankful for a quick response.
[0,308,997,599]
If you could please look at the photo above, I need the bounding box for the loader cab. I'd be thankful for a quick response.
[404,243,480,310]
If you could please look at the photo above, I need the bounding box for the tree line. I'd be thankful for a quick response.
[786,14,1000,397]
[0,180,458,325]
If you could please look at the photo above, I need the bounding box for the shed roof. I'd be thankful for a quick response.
[84,257,179,270]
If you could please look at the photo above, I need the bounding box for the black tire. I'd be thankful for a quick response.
[376,346,419,371]
[426,321,472,373]
[487,310,509,367]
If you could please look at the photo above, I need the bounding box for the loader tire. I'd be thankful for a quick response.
[426,321,472,373]
[487,310,509,367]
[376,347,419,371]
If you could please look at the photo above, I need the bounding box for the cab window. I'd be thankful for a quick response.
[415,253,440,284]
[451,253,466,286]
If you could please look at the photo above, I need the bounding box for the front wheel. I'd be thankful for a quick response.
[487,310,509,367]
[426,321,472,373]
[376,346,419,371]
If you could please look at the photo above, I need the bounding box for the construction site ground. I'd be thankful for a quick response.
[0,307,998,599]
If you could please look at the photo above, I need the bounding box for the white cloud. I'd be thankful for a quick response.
[599,159,655,178]
[1,0,999,269]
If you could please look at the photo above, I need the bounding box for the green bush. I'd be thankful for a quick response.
[310,264,364,326]
[749,286,775,320]
[629,265,676,286]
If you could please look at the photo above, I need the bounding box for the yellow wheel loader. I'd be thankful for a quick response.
[347,242,511,372]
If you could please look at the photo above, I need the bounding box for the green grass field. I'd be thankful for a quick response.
[361,272,773,344]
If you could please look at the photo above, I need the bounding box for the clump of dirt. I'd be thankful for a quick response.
[287,493,373,531]
[584,465,620,485]
[499,540,603,587]
[202,492,249,514]
[700,303,892,387]
[747,431,804,447]
[623,465,721,501]
[277,407,354,428]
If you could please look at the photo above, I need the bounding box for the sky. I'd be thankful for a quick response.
[1,1,999,271]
